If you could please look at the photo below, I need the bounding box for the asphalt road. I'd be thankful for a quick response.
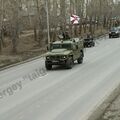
[0,37,120,120]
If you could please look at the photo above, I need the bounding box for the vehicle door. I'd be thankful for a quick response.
[72,43,79,60]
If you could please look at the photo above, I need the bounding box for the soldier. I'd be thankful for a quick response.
[62,31,70,40]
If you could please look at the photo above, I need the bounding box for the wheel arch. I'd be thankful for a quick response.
[80,50,84,57]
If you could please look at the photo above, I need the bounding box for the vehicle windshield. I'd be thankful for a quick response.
[51,43,72,50]
[110,27,118,31]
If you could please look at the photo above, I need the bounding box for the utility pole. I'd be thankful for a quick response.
[46,0,50,44]
[99,0,103,33]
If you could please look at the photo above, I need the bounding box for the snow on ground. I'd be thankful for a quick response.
[0,37,120,120]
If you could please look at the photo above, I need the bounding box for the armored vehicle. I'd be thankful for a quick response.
[84,35,95,47]
[45,38,84,70]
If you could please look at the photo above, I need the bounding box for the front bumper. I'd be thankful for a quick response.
[46,59,67,65]
[109,33,119,37]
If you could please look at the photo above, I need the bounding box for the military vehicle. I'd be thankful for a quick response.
[109,27,120,38]
[45,38,84,70]
[84,38,95,47]
[84,34,95,47]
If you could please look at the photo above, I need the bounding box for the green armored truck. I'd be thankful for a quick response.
[45,38,84,70]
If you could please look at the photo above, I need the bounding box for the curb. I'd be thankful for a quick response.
[0,33,108,71]
[94,33,108,40]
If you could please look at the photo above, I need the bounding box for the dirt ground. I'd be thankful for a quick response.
[98,94,120,120]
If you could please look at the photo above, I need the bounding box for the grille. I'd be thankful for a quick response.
[50,56,61,60]
[111,32,116,34]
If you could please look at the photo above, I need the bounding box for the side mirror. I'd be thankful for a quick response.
[47,45,51,51]
[47,43,53,51]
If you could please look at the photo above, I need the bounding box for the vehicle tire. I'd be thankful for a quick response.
[92,41,95,46]
[84,43,86,48]
[45,61,52,70]
[90,43,92,47]
[77,52,83,64]
[66,58,73,69]
[109,35,111,38]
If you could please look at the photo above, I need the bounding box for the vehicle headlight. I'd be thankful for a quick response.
[62,56,67,59]
[46,56,50,60]
[63,56,66,59]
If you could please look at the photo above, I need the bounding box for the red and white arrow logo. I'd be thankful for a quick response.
[70,14,80,24]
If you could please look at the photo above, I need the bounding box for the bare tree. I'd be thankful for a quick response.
[0,0,5,52]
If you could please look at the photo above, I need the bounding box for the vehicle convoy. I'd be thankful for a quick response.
[45,38,84,70]
[109,27,120,38]
[83,34,95,48]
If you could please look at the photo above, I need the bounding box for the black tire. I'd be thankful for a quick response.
[77,52,83,64]
[109,35,111,38]
[66,58,73,69]
[92,42,95,47]
[84,43,86,48]
[45,61,52,70]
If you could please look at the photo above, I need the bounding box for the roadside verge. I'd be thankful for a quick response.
[87,83,120,120]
